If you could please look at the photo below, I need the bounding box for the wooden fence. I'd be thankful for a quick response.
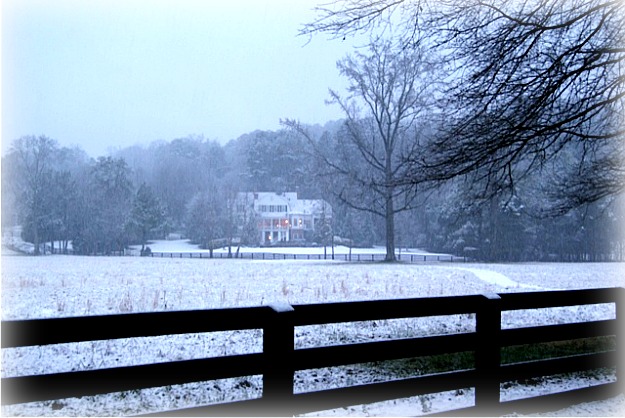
[2,287,623,416]
[147,251,465,262]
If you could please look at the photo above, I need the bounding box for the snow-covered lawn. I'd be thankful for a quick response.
[132,239,455,260]
[138,239,450,255]
[1,247,624,416]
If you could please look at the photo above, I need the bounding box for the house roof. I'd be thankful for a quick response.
[238,192,332,216]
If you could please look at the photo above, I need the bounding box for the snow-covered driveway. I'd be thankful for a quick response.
[453,267,555,290]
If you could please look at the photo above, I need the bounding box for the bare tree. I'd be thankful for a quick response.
[8,136,59,255]
[185,187,225,258]
[286,40,438,261]
[302,0,625,213]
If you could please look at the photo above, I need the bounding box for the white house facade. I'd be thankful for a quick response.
[236,192,332,245]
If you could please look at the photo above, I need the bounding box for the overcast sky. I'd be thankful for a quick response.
[2,0,366,157]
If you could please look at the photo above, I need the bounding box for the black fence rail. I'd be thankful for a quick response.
[2,288,623,416]
[147,251,466,262]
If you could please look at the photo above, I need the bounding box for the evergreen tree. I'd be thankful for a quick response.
[127,183,167,252]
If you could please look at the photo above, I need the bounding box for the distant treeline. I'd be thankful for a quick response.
[2,125,623,261]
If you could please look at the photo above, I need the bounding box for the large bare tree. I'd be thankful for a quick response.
[286,40,438,261]
[8,135,59,255]
[302,0,625,214]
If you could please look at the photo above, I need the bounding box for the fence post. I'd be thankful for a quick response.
[616,288,625,394]
[475,293,502,413]
[264,302,295,415]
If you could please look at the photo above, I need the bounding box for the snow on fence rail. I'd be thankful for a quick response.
[147,251,466,262]
[1,288,623,416]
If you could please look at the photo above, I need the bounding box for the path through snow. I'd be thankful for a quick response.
[454,267,556,291]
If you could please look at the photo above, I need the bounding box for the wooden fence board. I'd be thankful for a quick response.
[2,353,264,405]
[292,294,483,326]
[499,288,618,310]
[1,307,268,348]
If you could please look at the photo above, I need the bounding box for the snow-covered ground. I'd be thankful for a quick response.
[134,239,454,259]
[1,242,624,416]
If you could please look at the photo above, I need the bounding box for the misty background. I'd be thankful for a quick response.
[2,0,362,157]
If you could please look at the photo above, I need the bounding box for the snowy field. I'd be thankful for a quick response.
[141,239,452,256]
[1,244,624,416]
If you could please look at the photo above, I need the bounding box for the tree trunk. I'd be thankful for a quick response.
[385,187,396,262]
[488,198,499,262]
[384,143,397,262]
[33,227,40,256]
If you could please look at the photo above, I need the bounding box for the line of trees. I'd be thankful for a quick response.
[2,123,622,261]
[2,137,169,255]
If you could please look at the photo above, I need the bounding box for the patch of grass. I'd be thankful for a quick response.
[370,336,615,379]
[368,351,476,380]
[501,336,616,365]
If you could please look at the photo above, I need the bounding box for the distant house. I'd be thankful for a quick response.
[236,192,332,245]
